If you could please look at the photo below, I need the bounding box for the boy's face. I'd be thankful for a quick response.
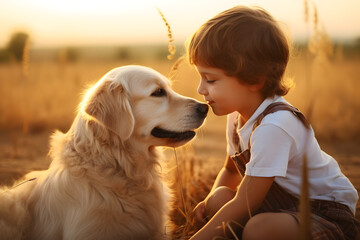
[195,64,256,116]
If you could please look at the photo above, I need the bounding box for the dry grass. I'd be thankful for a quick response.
[1,54,359,139]
[166,147,216,239]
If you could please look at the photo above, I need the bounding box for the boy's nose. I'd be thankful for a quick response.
[197,80,208,95]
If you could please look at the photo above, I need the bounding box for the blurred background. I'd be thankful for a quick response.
[0,0,359,191]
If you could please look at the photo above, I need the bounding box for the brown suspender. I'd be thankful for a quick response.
[253,102,310,132]
[230,102,310,175]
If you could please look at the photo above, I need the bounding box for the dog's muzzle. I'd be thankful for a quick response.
[196,103,209,119]
[151,103,208,142]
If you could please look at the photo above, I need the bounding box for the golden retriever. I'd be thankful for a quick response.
[0,65,208,240]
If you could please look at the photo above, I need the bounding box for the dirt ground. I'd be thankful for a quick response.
[0,130,359,221]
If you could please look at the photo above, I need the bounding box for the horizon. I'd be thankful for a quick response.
[14,37,360,51]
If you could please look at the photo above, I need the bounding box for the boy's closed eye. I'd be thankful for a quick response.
[206,80,217,83]
[200,75,217,83]
[204,75,218,83]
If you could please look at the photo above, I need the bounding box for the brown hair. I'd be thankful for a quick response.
[187,5,291,98]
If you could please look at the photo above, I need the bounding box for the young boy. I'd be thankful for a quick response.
[186,5,359,240]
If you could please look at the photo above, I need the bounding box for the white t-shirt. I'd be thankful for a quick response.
[226,96,358,214]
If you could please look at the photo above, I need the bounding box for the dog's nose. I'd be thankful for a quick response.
[196,103,209,117]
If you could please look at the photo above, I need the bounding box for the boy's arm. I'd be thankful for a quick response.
[209,154,241,193]
[190,175,274,240]
[192,154,241,226]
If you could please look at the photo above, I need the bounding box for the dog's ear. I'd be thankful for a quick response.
[84,81,135,140]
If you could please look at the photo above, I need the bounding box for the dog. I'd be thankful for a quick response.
[0,65,208,240]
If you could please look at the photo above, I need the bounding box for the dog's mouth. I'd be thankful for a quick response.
[151,127,196,142]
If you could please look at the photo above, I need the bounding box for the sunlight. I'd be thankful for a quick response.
[1,0,359,47]
[29,0,143,15]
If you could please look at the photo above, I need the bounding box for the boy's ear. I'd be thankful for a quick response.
[249,76,266,92]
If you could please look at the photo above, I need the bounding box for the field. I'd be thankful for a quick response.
[0,48,359,237]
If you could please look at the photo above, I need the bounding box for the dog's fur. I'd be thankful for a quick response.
[0,65,208,240]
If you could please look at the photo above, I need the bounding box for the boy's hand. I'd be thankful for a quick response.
[193,201,207,228]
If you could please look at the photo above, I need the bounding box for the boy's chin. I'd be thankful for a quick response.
[210,107,228,116]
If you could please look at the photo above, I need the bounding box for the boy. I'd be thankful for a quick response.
[187,5,359,240]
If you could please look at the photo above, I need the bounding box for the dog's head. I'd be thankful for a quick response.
[81,65,208,148]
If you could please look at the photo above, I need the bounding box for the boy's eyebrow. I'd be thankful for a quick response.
[199,70,220,75]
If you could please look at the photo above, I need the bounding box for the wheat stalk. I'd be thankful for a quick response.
[157,8,176,60]
[303,0,309,24]
[22,35,30,78]
[21,35,30,133]
[168,55,185,80]
[312,3,318,31]
[299,154,312,240]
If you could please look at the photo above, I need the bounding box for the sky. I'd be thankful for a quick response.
[0,0,359,48]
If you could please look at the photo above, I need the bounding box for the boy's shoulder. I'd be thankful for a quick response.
[259,107,310,138]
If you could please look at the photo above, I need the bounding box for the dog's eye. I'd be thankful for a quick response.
[151,88,167,97]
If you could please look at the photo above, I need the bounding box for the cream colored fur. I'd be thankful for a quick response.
[0,65,207,240]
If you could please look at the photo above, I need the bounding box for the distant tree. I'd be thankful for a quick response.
[57,47,80,65]
[65,47,79,62]
[0,48,9,62]
[117,47,131,60]
[7,32,29,62]
[356,36,360,44]
[355,37,360,50]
